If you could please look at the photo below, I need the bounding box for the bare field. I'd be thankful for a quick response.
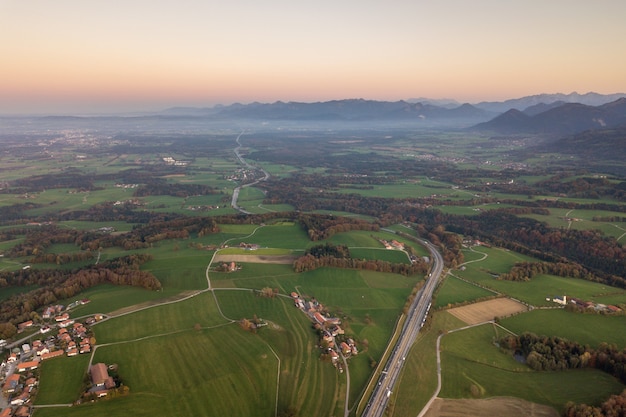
[424,397,558,417]
[213,254,297,264]
[447,298,528,325]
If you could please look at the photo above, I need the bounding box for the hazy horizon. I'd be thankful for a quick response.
[2,0,626,114]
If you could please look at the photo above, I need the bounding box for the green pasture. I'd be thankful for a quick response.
[326,229,430,258]
[349,248,410,263]
[213,264,421,410]
[141,247,212,290]
[217,248,293,256]
[453,246,626,306]
[500,309,626,348]
[333,180,463,199]
[521,208,626,241]
[93,291,225,344]
[67,284,181,317]
[389,312,466,417]
[214,291,343,414]
[35,326,280,417]
[35,354,91,405]
[434,275,496,308]
[256,203,295,212]
[209,262,295,286]
[326,231,382,248]
[225,222,311,249]
[184,193,227,207]
[439,323,624,410]
[460,245,536,273]
[219,223,263,235]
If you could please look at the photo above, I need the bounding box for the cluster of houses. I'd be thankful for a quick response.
[0,304,104,416]
[549,295,622,313]
[218,261,240,273]
[291,292,358,371]
[380,239,405,250]
[161,156,188,166]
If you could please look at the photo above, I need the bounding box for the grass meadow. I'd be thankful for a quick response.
[434,275,496,308]
[500,309,626,348]
[438,322,624,411]
[456,246,626,307]
[35,355,91,405]
[35,290,343,417]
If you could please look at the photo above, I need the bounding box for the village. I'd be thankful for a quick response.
[0,300,123,417]
[549,295,623,314]
[290,291,358,372]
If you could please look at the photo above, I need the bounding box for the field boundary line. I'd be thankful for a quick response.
[417,320,494,417]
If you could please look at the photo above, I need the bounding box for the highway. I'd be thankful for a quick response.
[230,131,270,214]
[362,238,444,417]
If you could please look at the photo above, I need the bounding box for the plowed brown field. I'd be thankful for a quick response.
[424,397,558,417]
[447,298,527,325]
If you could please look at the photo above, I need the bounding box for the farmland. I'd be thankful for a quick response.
[0,121,624,417]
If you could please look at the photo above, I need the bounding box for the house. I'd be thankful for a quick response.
[42,306,56,319]
[24,378,37,388]
[2,374,20,394]
[90,363,109,387]
[313,312,326,325]
[290,292,299,299]
[59,319,75,328]
[17,321,33,332]
[21,344,30,354]
[0,407,12,417]
[14,405,30,417]
[90,363,116,396]
[41,350,64,361]
[7,353,18,363]
[39,325,51,334]
[330,350,339,363]
[553,295,567,305]
[10,390,29,406]
[55,313,70,322]
[36,346,50,356]
[17,361,39,372]
[608,305,622,313]
[340,342,351,355]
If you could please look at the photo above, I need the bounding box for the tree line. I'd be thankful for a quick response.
[0,254,159,339]
[497,261,595,282]
[293,243,427,276]
[501,332,626,385]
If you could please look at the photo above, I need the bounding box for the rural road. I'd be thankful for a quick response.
[231,131,270,214]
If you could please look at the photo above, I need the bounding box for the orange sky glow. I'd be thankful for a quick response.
[1,0,625,114]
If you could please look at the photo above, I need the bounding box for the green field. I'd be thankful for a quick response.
[456,246,626,307]
[434,275,496,308]
[500,309,626,348]
[439,323,624,410]
[36,355,91,404]
[35,289,342,417]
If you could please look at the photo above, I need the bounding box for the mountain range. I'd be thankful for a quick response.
[160,99,492,122]
[472,97,626,135]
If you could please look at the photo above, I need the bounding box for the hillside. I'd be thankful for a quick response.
[472,98,626,135]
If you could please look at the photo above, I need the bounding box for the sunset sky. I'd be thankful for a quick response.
[1,0,625,114]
